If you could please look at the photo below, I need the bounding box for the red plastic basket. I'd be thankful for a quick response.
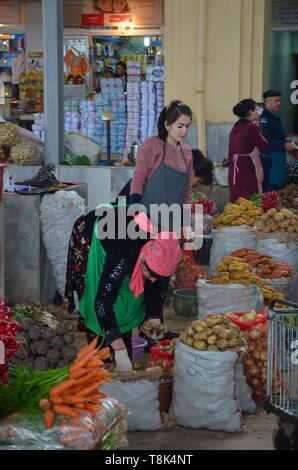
[150,340,175,360]
[226,311,268,330]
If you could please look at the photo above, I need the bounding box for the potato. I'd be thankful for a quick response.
[274,212,284,222]
[270,221,279,232]
[193,332,208,341]
[212,325,225,335]
[206,316,224,327]
[192,320,206,333]
[228,337,240,348]
[218,329,232,340]
[267,208,277,217]
[193,340,207,351]
[279,220,290,229]
[185,336,194,347]
[186,326,195,337]
[217,339,229,351]
[207,345,219,351]
[207,335,217,345]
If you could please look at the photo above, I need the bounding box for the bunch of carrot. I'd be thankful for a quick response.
[39,338,111,428]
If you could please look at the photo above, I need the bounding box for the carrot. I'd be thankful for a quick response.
[69,368,89,380]
[76,337,98,360]
[50,379,77,397]
[74,403,85,409]
[84,403,101,413]
[69,348,99,371]
[72,369,98,383]
[86,391,106,401]
[53,405,78,419]
[85,360,104,368]
[39,399,51,410]
[61,395,86,405]
[96,347,111,361]
[44,409,56,429]
[77,382,103,397]
[50,395,64,405]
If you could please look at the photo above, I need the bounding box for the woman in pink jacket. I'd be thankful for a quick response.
[228,99,269,203]
[129,100,193,233]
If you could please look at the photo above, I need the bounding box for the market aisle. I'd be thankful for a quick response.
[128,409,276,450]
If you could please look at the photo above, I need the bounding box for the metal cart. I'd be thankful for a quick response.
[263,299,298,450]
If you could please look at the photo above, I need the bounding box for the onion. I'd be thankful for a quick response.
[248,366,259,378]
[260,351,267,362]
[248,327,262,341]
[243,357,254,368]
[250,378,260,388]
[252,350,261,361]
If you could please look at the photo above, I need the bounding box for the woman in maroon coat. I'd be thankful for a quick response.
[228,99,269,203]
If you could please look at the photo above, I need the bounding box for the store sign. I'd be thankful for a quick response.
[82,0,163,27]
[82,13,104,26]
[0,0,20,25]
[272,0,298,30]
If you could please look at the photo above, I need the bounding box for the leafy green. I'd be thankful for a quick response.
[0,365,68,417]
[250,193,261,207]
[284,316,298,328]
[72,155,91,165]
[12,304,33,322]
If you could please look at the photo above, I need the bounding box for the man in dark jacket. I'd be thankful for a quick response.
[260,90,294,191]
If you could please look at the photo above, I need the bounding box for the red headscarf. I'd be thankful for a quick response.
[129,213,181,298]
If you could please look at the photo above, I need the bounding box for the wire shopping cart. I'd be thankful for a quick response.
[263,299,298,450]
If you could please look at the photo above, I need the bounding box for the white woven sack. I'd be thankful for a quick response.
[256,237,298,272]
[214,165,229,187]
[102,380,162,431]
[291,272,298,302]
[265,277,293,298]
[234,359,256,414]
[40,191,87,298]
[210,226,257,274]
[170,341,242,432]
[196,280,264,317]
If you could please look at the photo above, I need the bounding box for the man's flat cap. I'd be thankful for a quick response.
[263,89,282,99]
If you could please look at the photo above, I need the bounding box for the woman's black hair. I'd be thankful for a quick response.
[233,99,256,119]
[116,60,127,71]
[192,149,214,186]
[157,100,193,141]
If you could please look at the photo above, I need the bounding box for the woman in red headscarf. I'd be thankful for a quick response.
[65,204,181,372]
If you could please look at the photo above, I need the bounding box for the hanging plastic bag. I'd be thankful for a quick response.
[174,250,206,289]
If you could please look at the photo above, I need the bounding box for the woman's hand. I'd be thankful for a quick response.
[112,338,133,371]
